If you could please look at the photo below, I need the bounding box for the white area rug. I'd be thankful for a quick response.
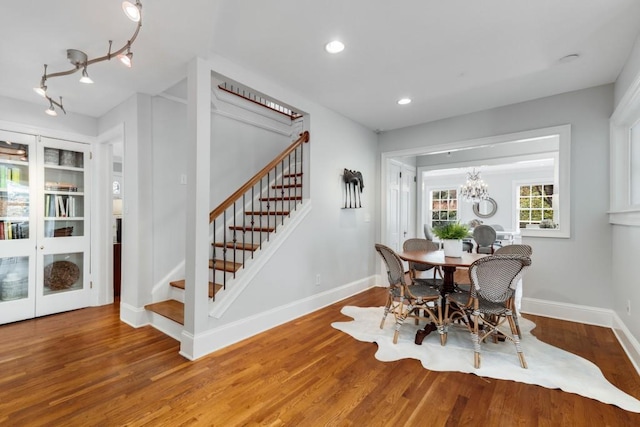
[331,306,640,413]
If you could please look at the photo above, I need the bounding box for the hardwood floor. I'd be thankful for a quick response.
[1,287,639,426]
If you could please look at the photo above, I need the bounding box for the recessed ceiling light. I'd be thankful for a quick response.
[397,98,412,105]
[325,40,345,54]
[558,53,580,64]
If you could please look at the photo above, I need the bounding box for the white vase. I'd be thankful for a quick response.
[443,239,463,258]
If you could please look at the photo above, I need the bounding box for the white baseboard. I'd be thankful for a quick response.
[180,275,377,360]
[120,301,148,328]
[521,297,614,327]
[612,312,640,376]
[521,297,640,376]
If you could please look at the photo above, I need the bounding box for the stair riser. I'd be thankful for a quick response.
[240,215,290,227]
[213,247,258,263]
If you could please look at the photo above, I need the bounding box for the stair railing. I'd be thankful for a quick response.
[209,131,310,297]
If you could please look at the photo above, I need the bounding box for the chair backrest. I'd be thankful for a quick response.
[495,244,533,257]
[423,224,434,241]
[402,238,438,272]
[473,224,497,247]
[375,243,405,287]
[469,254,532,303]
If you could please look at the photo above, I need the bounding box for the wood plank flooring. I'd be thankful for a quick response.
[1,287,639,426]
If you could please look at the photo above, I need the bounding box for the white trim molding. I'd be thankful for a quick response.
[610,65,640,226]
[180,275,377,360]
[521,297,640,376]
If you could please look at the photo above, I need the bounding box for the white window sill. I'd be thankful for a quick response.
[608,208,640,226]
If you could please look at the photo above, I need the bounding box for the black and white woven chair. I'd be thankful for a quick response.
[375,243,444,344]
[445,254,531,368]
[402,238,443,289]
[495,244,533,336]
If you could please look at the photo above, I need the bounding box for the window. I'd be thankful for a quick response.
[518,184,554,228]
[610,71,640,225]
[431,189,458,227]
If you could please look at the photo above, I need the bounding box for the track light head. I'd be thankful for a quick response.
[118,50,133,68]
[79,67,93,84]
[122,1,142,22]
[45,102,57,117]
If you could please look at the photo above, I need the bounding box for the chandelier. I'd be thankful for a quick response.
[460,168,489,202]
[33,1,143,116]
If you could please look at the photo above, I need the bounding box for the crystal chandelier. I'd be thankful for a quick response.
[460,168,489,202]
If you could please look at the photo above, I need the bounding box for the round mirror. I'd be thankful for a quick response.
[473,197,497,218]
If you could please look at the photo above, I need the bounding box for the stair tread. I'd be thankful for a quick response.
[272,184,302,188]
[210,258,243,272]
[229,225,275,232]
[245,210,290,216]
[169,279,223,298]
[259,196,302,201]
[213,242,260,251]
[145,300,184,325]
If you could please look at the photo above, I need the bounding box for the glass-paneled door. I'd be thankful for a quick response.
[35,137,91,317]
[0,130,37,324]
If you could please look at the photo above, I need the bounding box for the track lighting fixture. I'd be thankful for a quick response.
[118,48,133,68]
[79,67,93,84]
[33,1,143,116]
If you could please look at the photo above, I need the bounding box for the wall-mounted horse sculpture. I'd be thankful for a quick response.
[343,169,364,208]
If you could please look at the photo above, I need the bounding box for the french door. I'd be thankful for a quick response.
[0,131,91,324]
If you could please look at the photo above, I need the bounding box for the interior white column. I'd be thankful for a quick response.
[182,57,212,357]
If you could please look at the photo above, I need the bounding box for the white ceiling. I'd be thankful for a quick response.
[2,1,640,131]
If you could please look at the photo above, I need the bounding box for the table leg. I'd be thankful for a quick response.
[415,265,457,345]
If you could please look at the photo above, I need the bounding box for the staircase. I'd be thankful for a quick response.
[145,131,309,327]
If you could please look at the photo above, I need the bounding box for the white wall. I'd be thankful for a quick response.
[0,96,97,137]
[98,94,154,313]
[379,84,614,309]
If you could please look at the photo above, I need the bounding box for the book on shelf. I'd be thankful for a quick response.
[0,165,6,189]
[45,181,78,192]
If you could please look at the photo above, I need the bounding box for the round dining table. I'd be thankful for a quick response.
[396,249,487,344]
[397,249,486,295]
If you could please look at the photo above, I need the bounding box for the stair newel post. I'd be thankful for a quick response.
[296,143,301,212]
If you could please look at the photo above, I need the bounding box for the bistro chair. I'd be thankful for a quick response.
[445,254,531,368]
[375,244,444,344]
[402,238,443,289]
[495,244,533,336]
[473,224,501,254]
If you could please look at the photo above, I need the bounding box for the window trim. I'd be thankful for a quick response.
[610,73,640,226]
[428,187,459,228]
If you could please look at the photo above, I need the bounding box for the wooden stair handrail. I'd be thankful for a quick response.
[209,131,310,223]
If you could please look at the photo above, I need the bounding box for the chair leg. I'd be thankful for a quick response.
[472,309,481,368]
[393,314,406,344]
[380,294,393,329]
[507,312,527,369]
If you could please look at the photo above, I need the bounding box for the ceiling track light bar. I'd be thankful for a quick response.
[34,1,143,116]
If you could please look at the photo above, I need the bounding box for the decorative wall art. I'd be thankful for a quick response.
[343,169,364,208]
